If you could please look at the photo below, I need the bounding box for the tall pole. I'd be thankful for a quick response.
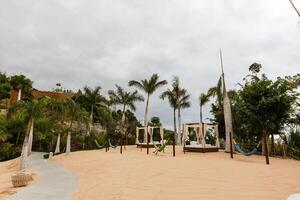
[220,49,226,93]
[229,132,233,159]
[146,125,149,154]
[289,0,300,17]
[220,49,234,153]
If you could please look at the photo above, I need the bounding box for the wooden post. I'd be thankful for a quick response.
[173,131,176,157]
[120,135,123,154]
[229,132,233,159]
[106,133,109,152]
[282,144,286,159]
[263,130,270,165]
[146,126,149,155]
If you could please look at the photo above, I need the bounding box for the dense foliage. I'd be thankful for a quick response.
[207,64,300,158]
[1,66,299,161]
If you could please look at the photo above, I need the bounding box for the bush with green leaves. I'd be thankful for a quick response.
[205,131,216,145]
[188,128,197,141]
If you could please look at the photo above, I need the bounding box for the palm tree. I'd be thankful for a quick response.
[47,99,67,154]
[64,99,88,155]
[170,77,191,144]
[177,90,191,144]
[108,85,144,153]
[199,93,210,145]
[81,86,105,134]
[207,76,223,108]
[160,78,180,157]
[10,75,33,101]
[199,93,210,124]
[129,74,167,142]
[8,98,48,171]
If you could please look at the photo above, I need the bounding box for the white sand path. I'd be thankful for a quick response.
[8,152,78,200]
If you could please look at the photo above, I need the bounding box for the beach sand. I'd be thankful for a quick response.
[0,158,20,200]
[0,158,35,200]
[52,145,300,200]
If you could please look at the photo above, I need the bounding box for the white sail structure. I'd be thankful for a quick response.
[220,49,234,153]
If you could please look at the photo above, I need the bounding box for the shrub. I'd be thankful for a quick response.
[0,143,21,161]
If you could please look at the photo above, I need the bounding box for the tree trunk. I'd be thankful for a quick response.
[27,118,34,155]
[271,133,274,155]
[262,131,270,156]
[87,106,94,136]
[66,132,71,155]
[177,108,181,145]
[200,105,203,124]
[19,118,32,171]
[173,108,177,157]
[263,130,270,165]
[16,129,21,145]
[122,106,126,150]
[54,132,61,154]
[143,94,150,142]
[17,89,22,101]
[120,135,123,154]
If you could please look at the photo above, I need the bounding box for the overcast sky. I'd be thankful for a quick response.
[0,0,299,128]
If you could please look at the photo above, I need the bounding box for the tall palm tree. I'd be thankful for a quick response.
[207,76,223,108]
[160,78,180,157]
[10,75,33,101]
[80,86,105,134]
[47,99,67,154]
[65,99,88,155]
[171,77,191,144]
[177,90,191,144]
[129,74,167,142]
[8,98,48,171]
[199,93,210,124]
[199,93,210,144]
[108,85,144,153]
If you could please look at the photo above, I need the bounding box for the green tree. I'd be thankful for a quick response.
[64,99,89,155]
[129,73,167,142]
[8,98,49,170]
[172,77,191,144]
[160,78,180,157]
[234,64,299,164]
[149,116,161,126]
[10,75,33,101]
[199,93,210,124]
[7,115,26,146]
[47,98,68,154]
[108,85,144,152]
[76,86,106,134]
[0,72,11,100]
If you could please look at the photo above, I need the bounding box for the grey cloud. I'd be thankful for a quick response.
[0,0,299,128]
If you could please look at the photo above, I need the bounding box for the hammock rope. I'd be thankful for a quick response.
[109,139,119,149]
[233,140,261,156]
[94,139,107,149]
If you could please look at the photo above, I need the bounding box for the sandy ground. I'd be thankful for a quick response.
[0,158,35,200]
[0,158,20,200]
[8,153,77,200]
[52,146,300,200]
